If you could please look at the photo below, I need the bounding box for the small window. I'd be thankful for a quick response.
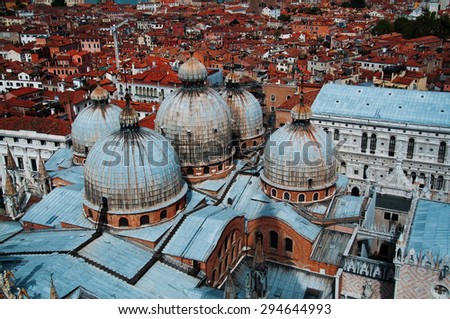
[269,231,278,249]
[27,139,32,144]
[270,94,275,102]
[271,188,277,197]
[140,215,149,226]
[160,210,167,220]
[284,238,293,252]
[391,213,399,222]
[313,193,319,201]
[384,212,391,220]
[283,192,290,201]
[333,129,339,141]
[13,137,19,143]
[119,217,129,227]
[298,194,305,202]
[41,140,46,146]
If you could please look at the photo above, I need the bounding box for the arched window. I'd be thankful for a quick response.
[241,142,247,149]
[411,172,417,184]
[363,165,369,180]
[283,192,290,201]
[119,217,129,227]
[218,163,223,171]
[334,129,340,141]
[140,215,149,226]
[388,136,396,157]
[407,138,415,159]
[430,175,435,190]
[340,162,346,175]
[324,128,329,134]
[160,210,167,220]
[307,177,313,188]
[438,141,446,163]
[271,188,277,197]
[361,133,368,153]
[351,187,360,196]
[270,94,275,102]
[296,193,304,202]
[269,231,278,249]
[186,167,194,175]
[284,238,293,253]
[437,176,444,190]
[313,192,319,201]
[370,134,377,154]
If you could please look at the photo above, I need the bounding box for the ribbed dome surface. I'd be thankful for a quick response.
[84,128,187,213]
[72,103,122,157]
[90,84,110,101]
[262,123,337,191]
[155,87,233,167]
[178,57,208,83]
[223,83,264,140]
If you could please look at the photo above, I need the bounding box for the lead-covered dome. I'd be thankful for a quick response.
[83,94,187,228]
[155,53,234,182]
[223,72,265,150]
[261,90,337,203]
[178,56,208,83]
[72,84,121,165]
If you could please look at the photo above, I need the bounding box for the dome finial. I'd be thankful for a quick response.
[120,88,139,131]
[291,74,312,123]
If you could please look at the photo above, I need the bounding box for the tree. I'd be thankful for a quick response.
[51,0,66,6]
[278,14,291,22]
[373,19,393,36]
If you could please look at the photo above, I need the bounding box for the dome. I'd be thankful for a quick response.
[155,55,234,176]
[84,95,187,220]
[178,56,208,83]
[84,127,187,213]
[90,84,110,101]
[262,95,337,200]
[223,73,264,141]
[262,124,337,190]
[71,100,121,163]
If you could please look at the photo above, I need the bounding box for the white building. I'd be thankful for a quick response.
[0,117,71,194]
[311,84,450,202]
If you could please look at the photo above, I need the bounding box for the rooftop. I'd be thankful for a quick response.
[312,84,450,128]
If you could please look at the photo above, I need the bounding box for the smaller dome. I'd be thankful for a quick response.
[178,55,208,83]
[225,72,241,85]
[90,84,109,101]
[291,96,312,121]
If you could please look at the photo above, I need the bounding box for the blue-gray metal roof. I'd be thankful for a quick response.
[0,254,217,299]
[117,220,173,243]
[49,165,84,185]
[312,83,450,127]
[0,229,94,254]
[163,206,244,262]
[0,221,22,242]
[328,195,364,219]
[224,174,321,242]
[21,186,93,229]
[44,148,73,171]
[407,199,450,257]
[77,232,153,279]
[232,257,334,299]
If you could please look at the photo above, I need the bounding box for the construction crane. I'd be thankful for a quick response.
[110,19,129,71]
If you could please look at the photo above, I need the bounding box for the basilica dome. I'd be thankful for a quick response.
[155,53,234,182]
[83,93,187,228]
[261,91,337,203]
[222,72,265,153]
[72,84,121,165]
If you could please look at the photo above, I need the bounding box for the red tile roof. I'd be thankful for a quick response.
[0,116,71,136]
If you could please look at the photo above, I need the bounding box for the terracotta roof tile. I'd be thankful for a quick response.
[0,116,71,136]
